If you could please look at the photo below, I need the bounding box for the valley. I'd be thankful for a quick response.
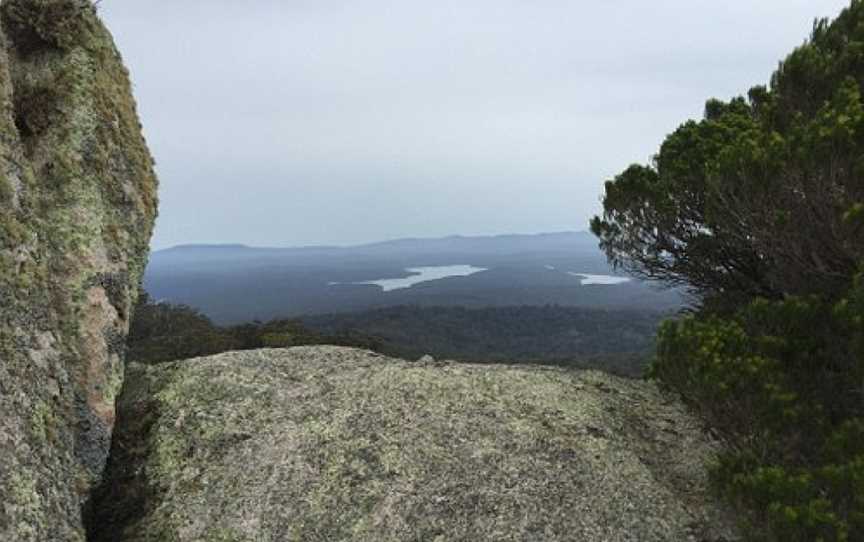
[145,231,682,324]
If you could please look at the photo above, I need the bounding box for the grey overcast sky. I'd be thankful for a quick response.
[99,1,849,249]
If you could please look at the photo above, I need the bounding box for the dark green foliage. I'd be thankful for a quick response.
[127,292,384,365]
[651,281,864,540]
[594,2,864,540]
[591,99,777,306]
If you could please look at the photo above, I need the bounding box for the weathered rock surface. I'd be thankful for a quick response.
[0,1,158,539]
[94,347,738,541]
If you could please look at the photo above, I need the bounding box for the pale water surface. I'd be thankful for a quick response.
[334,265,488,292]
[567,272,631,285]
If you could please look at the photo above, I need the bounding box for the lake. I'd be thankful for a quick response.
[545,265,632,285]
[568,272,631,285]
[337,265,488,292]
[331,265,630,291]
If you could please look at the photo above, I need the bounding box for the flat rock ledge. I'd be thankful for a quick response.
[91,346,739,542]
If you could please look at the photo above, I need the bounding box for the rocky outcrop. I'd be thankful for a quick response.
[94,347,739,541]
[0,1,158,540]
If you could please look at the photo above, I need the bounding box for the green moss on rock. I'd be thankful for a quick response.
[0,167,11,201]
[2,0,97,51]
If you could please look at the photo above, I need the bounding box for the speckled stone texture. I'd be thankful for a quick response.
[94,347,739,542]
[0,1,158,539]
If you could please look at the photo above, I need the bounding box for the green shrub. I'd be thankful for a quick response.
[651,275,864,540]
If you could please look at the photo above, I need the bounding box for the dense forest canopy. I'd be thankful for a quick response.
[126,292,383,365]
[593,2,864,540]
[302,305,662,376]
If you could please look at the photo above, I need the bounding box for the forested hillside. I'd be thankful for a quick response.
[303,305,662,376]
[128,294,660,377]
[592,3,864,539]
[126,292,383,364]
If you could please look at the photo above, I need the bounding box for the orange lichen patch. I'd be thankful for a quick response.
[81,286,122,426]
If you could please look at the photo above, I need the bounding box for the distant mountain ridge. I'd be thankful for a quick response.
[156,231,596,254]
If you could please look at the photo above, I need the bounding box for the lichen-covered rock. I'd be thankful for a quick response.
[94,347,739,541]
[0,1,158,539]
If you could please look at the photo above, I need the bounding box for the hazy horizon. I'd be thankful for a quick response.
[100,1,849,250]
[155,229,591,251]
